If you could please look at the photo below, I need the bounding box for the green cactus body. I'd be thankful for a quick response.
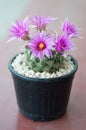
[25,48,65,73]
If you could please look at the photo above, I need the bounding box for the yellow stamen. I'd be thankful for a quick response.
[39,43,45,50]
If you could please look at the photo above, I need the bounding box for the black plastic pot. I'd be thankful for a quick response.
[8,54,78,121]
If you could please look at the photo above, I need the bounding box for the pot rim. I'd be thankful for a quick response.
[8,53,78,82]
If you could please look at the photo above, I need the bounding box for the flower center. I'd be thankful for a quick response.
[60,42,65,48]
[38,43,45,50]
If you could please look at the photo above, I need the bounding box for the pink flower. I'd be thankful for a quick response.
[9,17,29,40]
[30,16,56,31]
[55,35,73,53]
[62,18,79,38]
[28,31,54,60]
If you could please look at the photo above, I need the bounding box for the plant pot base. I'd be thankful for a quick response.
[19,108,66,121]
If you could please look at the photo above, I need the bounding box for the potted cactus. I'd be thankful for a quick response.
[8,16,79,121]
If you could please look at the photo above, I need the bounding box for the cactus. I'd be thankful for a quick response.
[25,48,65,73]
